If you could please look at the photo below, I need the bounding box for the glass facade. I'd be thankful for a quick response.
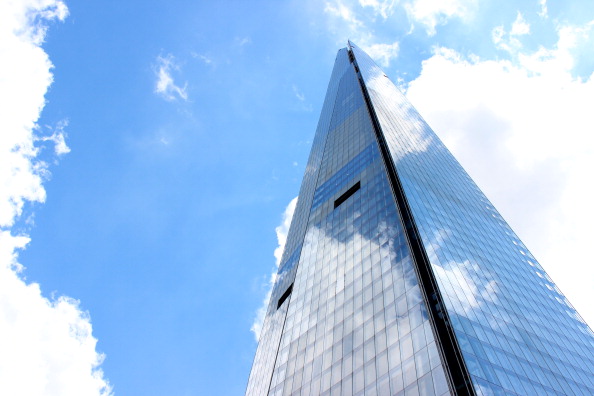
[247,43,594,396]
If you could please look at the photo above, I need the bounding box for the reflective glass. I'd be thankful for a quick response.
[352,42,594,395]
[247,43,594,396]
[247,48,450,396]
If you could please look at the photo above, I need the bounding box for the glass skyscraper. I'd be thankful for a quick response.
[246,42,594,396]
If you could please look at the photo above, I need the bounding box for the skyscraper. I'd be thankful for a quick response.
[246,42,594,396]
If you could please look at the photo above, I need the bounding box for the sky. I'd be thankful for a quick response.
[1,0,593,395]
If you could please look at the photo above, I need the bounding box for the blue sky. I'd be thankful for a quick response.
[1,0,593,395]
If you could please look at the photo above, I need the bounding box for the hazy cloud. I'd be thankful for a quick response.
[0,0,111,394]
[154,54,188,101]
[192,52,213,65]
[510,12,530,36]
[538,0,548,18]
[358,0,396,20]
[493,12,532,53]
[292,85,306,102]
[39,119,71,156]
[292,85,313,112]
[403,0,476,36]
[324,0,476,40]
[324,0,400,66]
[325,0,365,32]
[236,36,252,46]
[365,41,399,67]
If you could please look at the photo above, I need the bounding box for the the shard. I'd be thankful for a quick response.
[246,42,594,396]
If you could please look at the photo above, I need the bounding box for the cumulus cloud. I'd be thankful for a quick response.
[0,233,109,395]
[406,20,594,326]
[0,0,110,394]
[251,197,298,340]
[154,54,188,101]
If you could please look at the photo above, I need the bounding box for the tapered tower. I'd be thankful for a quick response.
[246,42,594,396]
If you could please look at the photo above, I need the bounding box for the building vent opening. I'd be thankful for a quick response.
[277,283,293,309]
[334,181,360,209]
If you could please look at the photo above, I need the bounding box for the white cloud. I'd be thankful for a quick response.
[0,233,109,396]
[403,0,476,36]
[39,119,71,156]
[510,12,530,36]
[324,0,400,66]
[250,274,274,341]
[491,25,506,48]
[406,20,594,327]
[493,12,532,53]
[0,0,110,395]
[538,0,548,19]
[251,197,298,340]
[520,21,594,76]
[154,54,188,101]
[273,197,298,266]
[323,0,375,48]
[325,0,365,32]
[324,0,476,43]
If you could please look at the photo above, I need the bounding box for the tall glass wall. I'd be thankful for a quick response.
[351,42,594,396]
[247,48,450,396]
[246,49,352,396]
[247,42,594,396]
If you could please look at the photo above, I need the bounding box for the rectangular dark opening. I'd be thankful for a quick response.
[334,181,360,209]
[277,283,293,309]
